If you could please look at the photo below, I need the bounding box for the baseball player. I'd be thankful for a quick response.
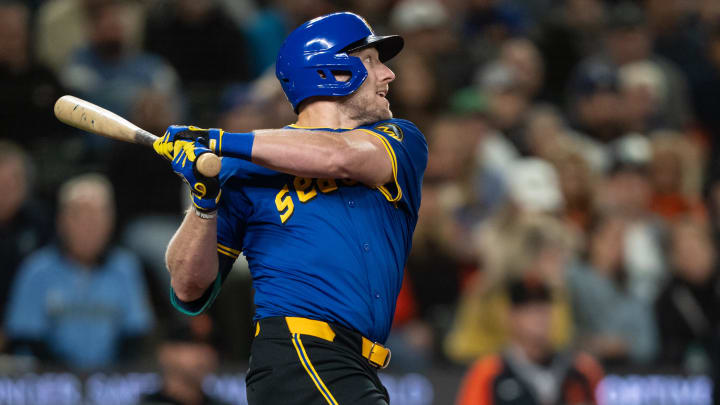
[153,12,427,405]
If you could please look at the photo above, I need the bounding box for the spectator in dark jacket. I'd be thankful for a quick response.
[655,217,720,373]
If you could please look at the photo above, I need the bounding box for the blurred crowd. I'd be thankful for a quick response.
[3,0,720,402]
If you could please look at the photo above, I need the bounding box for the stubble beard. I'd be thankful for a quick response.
[339,90,393,126]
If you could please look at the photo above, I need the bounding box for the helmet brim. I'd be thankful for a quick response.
[344,35,404,63]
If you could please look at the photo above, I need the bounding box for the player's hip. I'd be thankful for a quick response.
[246,316,391,405]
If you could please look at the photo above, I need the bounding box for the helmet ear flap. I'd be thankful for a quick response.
[287,52,368,112]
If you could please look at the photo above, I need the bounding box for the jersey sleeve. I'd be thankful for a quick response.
[358,119,428,215]
[170,183,249,316]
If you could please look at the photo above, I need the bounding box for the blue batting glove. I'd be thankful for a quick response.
[153,125,222,161]
[172,140,221,213]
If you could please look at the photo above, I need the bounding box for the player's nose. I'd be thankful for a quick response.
[378,62,396,83]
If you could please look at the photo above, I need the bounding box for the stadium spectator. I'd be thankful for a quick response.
[138,320,226,405]
[0,2,69,151]
[567,212,658,365]
[523,103,607,176]
[475,61,531,158]
[0,142,52,335]
[389,0,471,106]
[4,174,154,370]
[472,158,566,276]
[459,0,530,59]
[390,0,452,58]
[498,38,544,101]
[456,277,603,405]
[567,60,625,144]
[690,25,720,183]
[599,1,692,130]
[597,136,667,304]
[542,139,599,234]
[655,218,720,373]
[648,131,706,222]
[60,0,179,125]
[144,0,251,86]
[533,0,607,105]
[35,0,146,74]
[242,0,340,78]
[445,214,574,364]
[618,61,671,134]
[423,116,500,258]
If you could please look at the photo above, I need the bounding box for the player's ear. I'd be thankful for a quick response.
[332,70,351,82]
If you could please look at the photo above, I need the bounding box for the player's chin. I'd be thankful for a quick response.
[377,105,393,121]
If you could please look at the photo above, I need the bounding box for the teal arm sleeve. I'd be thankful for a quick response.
[169,253,236,316]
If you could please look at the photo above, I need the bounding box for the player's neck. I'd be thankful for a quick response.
[295,100,360,129]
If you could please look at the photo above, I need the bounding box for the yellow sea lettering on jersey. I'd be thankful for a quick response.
[275,184,295,223]
[276,177,360,223]
[294,177,318,203]
[317,178,338,193]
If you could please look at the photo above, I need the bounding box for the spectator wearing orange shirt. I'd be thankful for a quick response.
[456,278,603,405]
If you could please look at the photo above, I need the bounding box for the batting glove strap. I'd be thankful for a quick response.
[201,130,254,160]
[192,189,221,214]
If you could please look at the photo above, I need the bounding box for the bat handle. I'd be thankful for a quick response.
[197,153,222,177]
[135,129,221,177]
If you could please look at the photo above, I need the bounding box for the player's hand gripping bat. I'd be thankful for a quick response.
[53,95,221,177]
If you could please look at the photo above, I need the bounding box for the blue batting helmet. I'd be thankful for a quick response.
[276,12,404,112]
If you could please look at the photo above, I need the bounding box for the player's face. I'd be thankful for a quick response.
[340,47,396,125]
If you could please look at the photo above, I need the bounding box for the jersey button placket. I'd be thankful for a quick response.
[348,200,356,208]
[362,243,370,252]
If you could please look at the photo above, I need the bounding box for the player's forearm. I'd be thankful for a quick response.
[165,210,219,301]
[219,129,392,186]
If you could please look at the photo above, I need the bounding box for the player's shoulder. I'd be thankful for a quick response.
[359,118,425,143]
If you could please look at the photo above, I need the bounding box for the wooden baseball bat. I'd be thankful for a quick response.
[53,95,221,177]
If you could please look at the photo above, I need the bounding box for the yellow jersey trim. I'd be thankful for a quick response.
[217,243,240,259]
[357,128,402,203]
[292,333,339,405]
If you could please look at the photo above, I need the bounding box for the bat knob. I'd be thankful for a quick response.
[197,153,222,177]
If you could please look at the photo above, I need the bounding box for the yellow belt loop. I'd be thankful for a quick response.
[285,317,336,342]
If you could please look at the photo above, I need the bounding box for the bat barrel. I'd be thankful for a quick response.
[54,95,221,177]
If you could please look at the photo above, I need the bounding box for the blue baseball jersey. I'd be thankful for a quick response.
[172,118,427,343]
